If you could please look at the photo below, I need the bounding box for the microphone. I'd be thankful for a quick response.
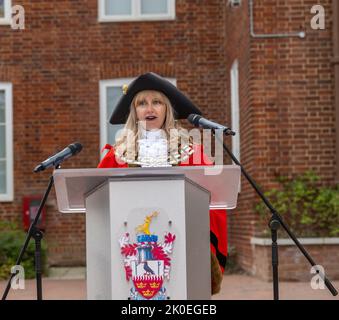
[34,142,83,172]
[187,114,236,136]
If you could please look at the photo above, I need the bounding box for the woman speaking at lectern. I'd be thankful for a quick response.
[97,72,226,294]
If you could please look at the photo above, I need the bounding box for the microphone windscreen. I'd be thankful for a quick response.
[68,142,83,155]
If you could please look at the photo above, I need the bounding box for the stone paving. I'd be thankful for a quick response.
[1,274,338,300]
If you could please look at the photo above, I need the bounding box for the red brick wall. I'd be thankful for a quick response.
[226,0,335,274]
[0,0,228,266]
[253,242,339,281]
[225,0,257,272]
[249,0,335,185]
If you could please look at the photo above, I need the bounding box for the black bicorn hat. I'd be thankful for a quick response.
[109,72,202,124]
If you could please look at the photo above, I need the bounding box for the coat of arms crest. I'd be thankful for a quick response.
[119,211,176,300]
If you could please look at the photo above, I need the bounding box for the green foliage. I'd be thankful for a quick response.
[255,171,339,238]
[224,246,245,275]
[0,221,47,279]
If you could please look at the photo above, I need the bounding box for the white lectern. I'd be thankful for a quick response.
[53,166,240,300]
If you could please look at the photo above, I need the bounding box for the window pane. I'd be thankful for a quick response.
[141,0,168,14]
[0,160,6,194]
[0,125,5,158]
[0,90,5,123]
[105,0,132,15]
[107,87,124,143]
[0,0,4,19]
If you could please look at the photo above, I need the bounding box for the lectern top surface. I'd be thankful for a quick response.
[53,166,240,213]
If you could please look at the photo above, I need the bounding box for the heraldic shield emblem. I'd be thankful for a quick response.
[119,211,176,300]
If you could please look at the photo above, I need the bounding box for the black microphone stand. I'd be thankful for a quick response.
[214,132,338,300]
[1,165,60,300]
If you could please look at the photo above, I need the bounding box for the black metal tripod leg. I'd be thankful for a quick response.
[32,227,44,300]
[270,218,280,300]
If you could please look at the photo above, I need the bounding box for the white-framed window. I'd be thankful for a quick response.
[99,78,131,153]
[99,77,176,156]
[0,0,11,25]
[230,60,240,162]
[0,83,13,201]
[98,0,176,22]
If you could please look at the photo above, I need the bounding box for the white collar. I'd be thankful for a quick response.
[139,128,167,140]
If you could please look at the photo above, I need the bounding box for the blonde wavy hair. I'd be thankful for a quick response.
[114,90,190,164]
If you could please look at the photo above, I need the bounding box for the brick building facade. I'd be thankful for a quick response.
[0,0,337,276]
[225,0,337,275]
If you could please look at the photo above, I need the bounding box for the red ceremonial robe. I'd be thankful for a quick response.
[97,144,227,272]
